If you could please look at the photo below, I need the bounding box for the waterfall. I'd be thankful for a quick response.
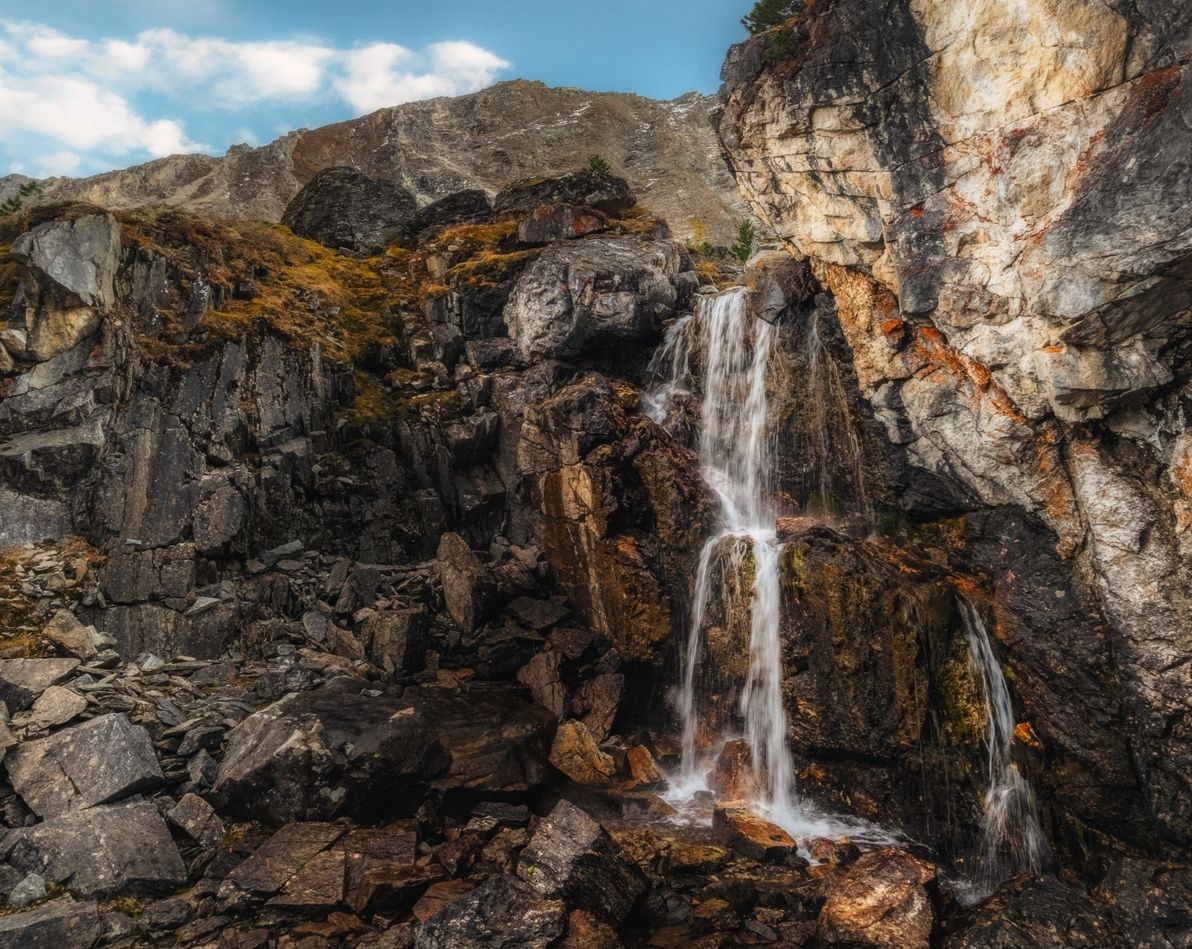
[651,287,795,818]
[957,597,1050,895]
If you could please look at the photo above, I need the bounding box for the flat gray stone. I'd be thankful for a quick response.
[0,659,80,712]
[5,713,163,817]
[0,896,101,949]
[2,800,186,897]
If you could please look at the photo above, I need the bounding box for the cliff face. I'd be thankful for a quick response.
[2,80,746,244]
[718,0,1192,857]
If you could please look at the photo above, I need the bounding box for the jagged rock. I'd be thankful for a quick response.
[212,676,447,822]
[282,166,417,252]
[712,805,798,864]
[167,793,225,849]
[708,739,757,802]
[3,799,186,897]
[562,909,620,948]
[0,896,102,949]
[569,672,622,742]
[40,611,112,660]
[503,236,679,361]
[516,799,645,923]
[217,822,345,912]
[8,212,120,362]
[805,838,861,866]
[625,745,664,788]
[416,873,566,949]
[437,533,493,634]
[819,848,937,948]
[549,720,616,785]
[517,650,565,717]
[517,205,607,245]
[0,659,80,712]
[495,172,636,219]
[946,874,1118,948]
[402,687,556,792]
[361,608,428,678]
[5,713,163,817]
[413,190,493,240]
[16,685,86,731]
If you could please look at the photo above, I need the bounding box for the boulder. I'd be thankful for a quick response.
[8,212,120,362]
[166,793,225,849]
[625,745,664,788]
[416,873,566,949]
[517,205,607,245]
[517,650,565,717]
[5,713,163,817]
[0,896,102,949]
[413,190,493,240]
[402,686,557,792]
[3,800,186,897]
[549,720,616,785]
[0,659,79,712]
[503,236,680,361]
[282,166,417,253]
[819,848,938,948]
[217,822,345,912]
[946,874,1118,947]
[39,611,112,660]
[712,805,798,864]
[360,608,427,678]
[495,172,636,218]
[436,533,494,634]
[569,672,623,742]
[1096,858,1192,949]
[16,685,86,731]
[708,739,758,801]
[516,799,645,923]
[212,676,447,822]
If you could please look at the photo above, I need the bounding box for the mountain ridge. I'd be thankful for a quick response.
[1,79,746,243]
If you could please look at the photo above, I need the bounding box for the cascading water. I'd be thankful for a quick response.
[652,288,794,819]
[957,597,1050,897]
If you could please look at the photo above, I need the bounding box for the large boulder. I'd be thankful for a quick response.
[412,190,493,241]
[502,236,680,361]
[818,848,938,948]
[0,659,79,712]
[7,211,120,362]
[5,713,163,817]
[516,799,645,923]
[437,532,494,634]
[2,800,186,897]
[416,873,566,949]
[494,171,636,219]
[402,686,557,793]
[946,875,1120,948]
[213,677,447,822]
[282,166,417,253]
[0,896,102,949]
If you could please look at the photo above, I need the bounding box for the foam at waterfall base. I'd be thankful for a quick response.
[660,764,906,863]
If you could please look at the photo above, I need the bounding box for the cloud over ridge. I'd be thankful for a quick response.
[0,20,512,177]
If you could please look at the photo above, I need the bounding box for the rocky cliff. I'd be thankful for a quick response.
[0,80,746,244]
[718,0,1192,864]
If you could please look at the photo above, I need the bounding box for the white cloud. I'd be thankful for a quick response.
[336,40,511,113]
[0,20,512,177]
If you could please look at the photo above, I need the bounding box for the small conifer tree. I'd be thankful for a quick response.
[730,219,758,264]
[587,154,611,176]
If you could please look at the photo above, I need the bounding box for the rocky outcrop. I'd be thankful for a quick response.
[718,0,1192,859]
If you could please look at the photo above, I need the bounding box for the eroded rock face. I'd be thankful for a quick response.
[719,0,1192,857]
[818,848,938,948]
[7,212,120,362]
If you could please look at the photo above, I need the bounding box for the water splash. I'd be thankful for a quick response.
[652,288,793,815]
[957,597,1050,897]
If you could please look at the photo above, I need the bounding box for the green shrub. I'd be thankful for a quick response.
[730,219,758,264]
[586,154,611,176]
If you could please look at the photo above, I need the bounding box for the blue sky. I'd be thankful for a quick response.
[0,0,747,178]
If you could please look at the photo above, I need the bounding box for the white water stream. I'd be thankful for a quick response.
[957,597,1050,896]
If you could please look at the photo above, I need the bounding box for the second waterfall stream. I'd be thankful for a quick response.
[648,287,843,839]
